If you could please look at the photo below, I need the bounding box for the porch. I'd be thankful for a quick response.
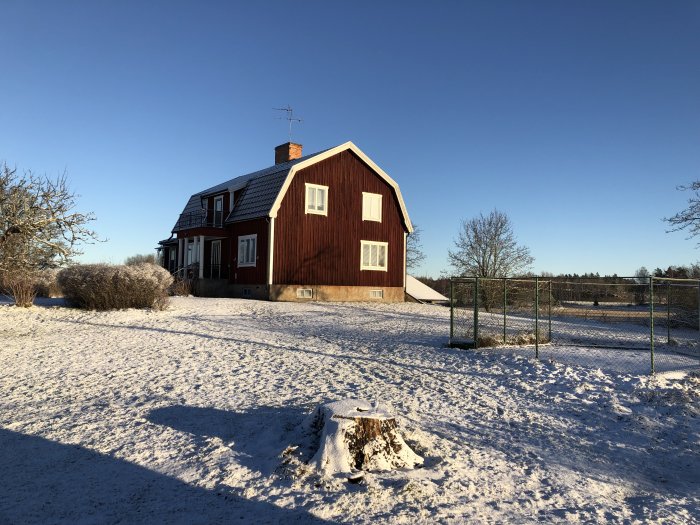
[158,235,229,280]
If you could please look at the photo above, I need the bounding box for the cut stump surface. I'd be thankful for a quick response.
[307,399,423,478]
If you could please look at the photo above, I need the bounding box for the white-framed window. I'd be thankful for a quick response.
[238,234,257,267]
[305,183,328,216]
[362,192,382,222]
[296,288,313,299]
[213,196,224,227]
[186,242,193,266]
[360,240,388,271]
[211,240,222,278]
[369,289,384,299]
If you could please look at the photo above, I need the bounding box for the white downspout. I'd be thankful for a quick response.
[403,232,408,290]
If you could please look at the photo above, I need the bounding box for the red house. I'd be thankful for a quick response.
[158,141,413,301]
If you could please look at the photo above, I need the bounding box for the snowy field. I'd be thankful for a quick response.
[1,296,699,524]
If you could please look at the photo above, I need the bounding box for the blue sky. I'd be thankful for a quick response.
[2,1,699,277]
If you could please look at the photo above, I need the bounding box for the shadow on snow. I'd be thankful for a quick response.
[0,427,331,524]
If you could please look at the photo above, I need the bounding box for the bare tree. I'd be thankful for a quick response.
[125,253,157,266]
[0,163,99,305]
[633,266,650,305]
[448,209,533,278]
[406,224,426,272]
[665,181,700,243]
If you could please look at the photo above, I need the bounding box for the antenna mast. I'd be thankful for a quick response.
[274,105,303,142]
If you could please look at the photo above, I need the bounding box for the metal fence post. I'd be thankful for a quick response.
[503,278,507,344]
[667,282,671,344]
[548,280,552,342]
[650,276,655,374]
[474,278,479,349]
[535,276,539,359]
[450,279,454,342]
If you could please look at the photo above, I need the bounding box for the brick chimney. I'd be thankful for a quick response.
[275,142,302,164]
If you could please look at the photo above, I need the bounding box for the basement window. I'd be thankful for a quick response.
[305,183,328,216]
[296,288,313,299]
[360,240,388,271]
[369,289,384,299]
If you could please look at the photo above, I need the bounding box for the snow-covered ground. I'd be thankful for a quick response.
[455,309,700,376]
[1,296,698,524]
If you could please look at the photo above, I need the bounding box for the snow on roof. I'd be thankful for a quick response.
[406,275,448,303]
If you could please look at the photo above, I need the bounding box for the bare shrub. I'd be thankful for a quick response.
[169,277,193,296]
[4,273,37,307]
[509,332,550,345]
[125,253,157,266]
[58,263,173,310]
[34,268,60,297]
[477,334,500,347]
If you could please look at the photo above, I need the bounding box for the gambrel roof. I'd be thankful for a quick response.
[172,142,412,233]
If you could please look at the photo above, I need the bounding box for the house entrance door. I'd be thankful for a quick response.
[211,240,221,279]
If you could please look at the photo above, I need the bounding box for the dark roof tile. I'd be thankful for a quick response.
[171,149,327,232]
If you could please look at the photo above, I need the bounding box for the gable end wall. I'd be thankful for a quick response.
[273,151,406,287]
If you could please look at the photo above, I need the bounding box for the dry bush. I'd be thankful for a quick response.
[476,334,501,347]
[169,277,193,296]
[1,268,61,306]
[3,273,37,307]
[125,253,157,266]
[58,263,173,310]
[34,268,60,297]
[476,332,550,347]
[509,332,550,345]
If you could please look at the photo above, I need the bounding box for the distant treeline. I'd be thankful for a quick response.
[416,263,700,305]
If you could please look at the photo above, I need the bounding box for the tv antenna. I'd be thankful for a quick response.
[274,105,303,142]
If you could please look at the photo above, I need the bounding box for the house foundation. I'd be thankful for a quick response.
[269,285,404,302]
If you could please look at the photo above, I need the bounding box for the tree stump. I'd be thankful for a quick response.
[306,399,423,480]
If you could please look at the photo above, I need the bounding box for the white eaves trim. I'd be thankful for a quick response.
[268,141,413,233]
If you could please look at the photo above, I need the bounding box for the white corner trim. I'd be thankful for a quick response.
[403,231,407,289]
[268,141,413,232]
[268,217,275,285]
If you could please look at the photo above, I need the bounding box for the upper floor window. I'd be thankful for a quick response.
[305,183,328,216]
[362,192,382,222]
[213,196,224,227]
[361,240,388,271]
[238,234,257,267]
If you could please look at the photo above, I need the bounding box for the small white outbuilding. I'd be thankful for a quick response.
[405,275,448,304]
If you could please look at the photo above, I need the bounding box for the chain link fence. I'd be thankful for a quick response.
[449,277,700,375]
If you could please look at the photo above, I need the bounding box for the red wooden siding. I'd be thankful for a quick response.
[273,150,407,287]
[228,218,269,285]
